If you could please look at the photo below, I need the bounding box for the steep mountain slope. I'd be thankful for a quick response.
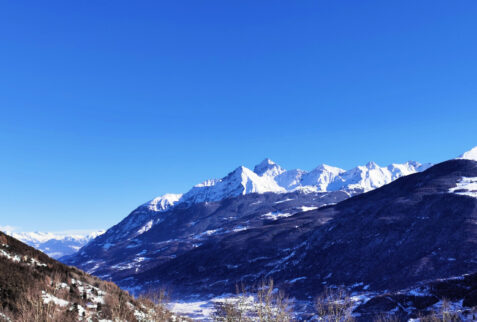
[6,231,104,259]
[64,190,349,286]
[121,159,477,300]
[0,232,183,321]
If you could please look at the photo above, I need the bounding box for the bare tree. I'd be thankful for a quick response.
[418,298,461,322]
[314,287,354,322]
[213,279,293,322]
[137,288,174,321]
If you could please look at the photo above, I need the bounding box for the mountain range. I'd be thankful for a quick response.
[4,157,433,262]
[4,230,104,259]
[39,147,477,319]
[143,157,432,212]
[61,153,454,316]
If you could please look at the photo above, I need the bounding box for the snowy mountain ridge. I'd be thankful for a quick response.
[142,157,434,213]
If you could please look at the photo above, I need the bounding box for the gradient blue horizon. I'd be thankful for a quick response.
[1,1,477,232]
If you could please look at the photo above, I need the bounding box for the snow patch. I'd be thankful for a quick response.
[137,220,153,235]
[449,177,477,198]
[299,206,318,212]
[0,249,21,262]
[42,291,69,307]
[261,212,293,220]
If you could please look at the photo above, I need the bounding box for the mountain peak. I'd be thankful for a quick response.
[366,161,379,169]
[458,146,477,161]
[313,163,345,173]
[253,158,285,176]
[258,158,276,166]
[147,193,183,212]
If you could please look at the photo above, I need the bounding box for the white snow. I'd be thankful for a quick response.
[299,164,346,191]
[137,220,154,235]
[0,246,50,268]
[253,158,286,177]
[170,301,215,320]
[145,193,183,212]
[42,291,69,307]
[327,161,429,193]
[232,226,248,232]
[274,198,294,204]
[458,146,477,161]
[3,230,105,259]
[299,206,318,212]
[261,212,293,220]
[180,166,286,204]
[140,158,431,214]
[0,249,21,262]
[30,257,47,267]
[7,230,104,244]
[205,229,218,235]
[449,177,477,198]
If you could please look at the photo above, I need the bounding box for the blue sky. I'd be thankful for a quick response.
[1,1,477,232]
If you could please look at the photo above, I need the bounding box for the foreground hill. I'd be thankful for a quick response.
[0,232,184,321]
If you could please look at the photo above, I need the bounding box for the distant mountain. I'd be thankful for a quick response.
[0,232,181,321]
[5,231,104,259]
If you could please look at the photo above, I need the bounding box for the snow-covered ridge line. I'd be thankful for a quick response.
[142,146,477,213]
[143,158,437,213]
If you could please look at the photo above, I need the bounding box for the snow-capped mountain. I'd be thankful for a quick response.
[61,147,477,320]
[65,151,477,309]
[179,165,286,205]
[4,230,104,259]
[64,155,433,288]
[141,157,431,212]
[135,158,477,298]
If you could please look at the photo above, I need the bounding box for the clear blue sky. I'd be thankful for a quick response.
[1,1,476,232]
